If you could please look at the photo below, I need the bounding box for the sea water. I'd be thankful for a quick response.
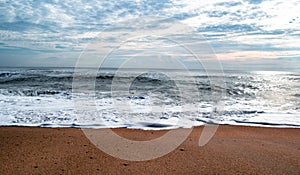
[0,67,299,129]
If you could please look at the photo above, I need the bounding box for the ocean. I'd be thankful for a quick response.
[0,67,299,129]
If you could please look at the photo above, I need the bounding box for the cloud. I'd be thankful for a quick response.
[0,0,299,69]
[215,50,300,60]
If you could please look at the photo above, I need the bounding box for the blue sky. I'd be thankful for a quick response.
[0,0,299,70]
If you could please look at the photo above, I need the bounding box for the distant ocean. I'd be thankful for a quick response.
[0,67,299,129]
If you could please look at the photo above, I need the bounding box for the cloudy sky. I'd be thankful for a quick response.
[0,0,299,70]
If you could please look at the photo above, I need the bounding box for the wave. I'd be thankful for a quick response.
[0,75,74,83]
[0,73,167,84]
[0,72,20,77]
[289,77,300,81]
[0,89,70,97]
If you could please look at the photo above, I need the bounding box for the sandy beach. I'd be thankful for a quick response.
[0,125,299,174]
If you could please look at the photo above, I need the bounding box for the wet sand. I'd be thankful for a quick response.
[0,126,299,174]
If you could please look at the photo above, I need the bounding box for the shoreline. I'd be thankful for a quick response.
[1,122,300,129]
[1,125,299,174]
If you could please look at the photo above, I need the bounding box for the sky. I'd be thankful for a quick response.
[0,0,299,70]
